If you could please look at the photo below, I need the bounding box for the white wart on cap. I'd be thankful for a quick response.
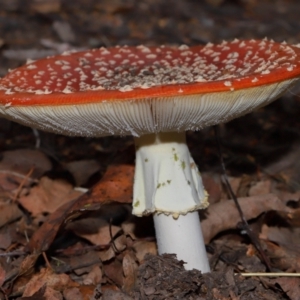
[0,39,300,137]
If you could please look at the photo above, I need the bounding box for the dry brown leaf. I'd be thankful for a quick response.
[83,265,102,285]
[201,173,222,205]
[77,285,96,300]
[0,172,33,194]
[228,176,243,196]
[272,190,300,204]
[201,194,288,243]
[19,254,40,277]
[26,164,134,254]
[113,235,127,252]
[260,224,300,271]
[18,285,47,300]
[260,224,300,252]
[265,144,300,191]
[132,241,157,263]
[68,251,101,276]
[17,285,63,300]
[18,177,83,216]
[97,234,127,262]
[122,252,138,293]
[63,287,84,300]
[98,247,116,262]
[249,180,272,196]
[66,159,101,186]
[0,231,12,250]
[103,259,124,287]
[0,149,52,179]
[67,218,121,246]
[42,286,63,300]
[0,202,22,228]
[121,222,136,240]
[272,277,300,300]
[262,240,300,272]
[285,209,300,227]
[22,268,78,297]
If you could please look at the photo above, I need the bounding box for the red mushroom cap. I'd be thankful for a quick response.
[0,39,299,136]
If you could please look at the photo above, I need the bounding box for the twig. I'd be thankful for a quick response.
[0,170,37,183]
[240,272,300,277]
[213,126,272,271]
[42,252,53,270]
[12,167,34,202]
[0,251,26,257]
[109,218,121,254]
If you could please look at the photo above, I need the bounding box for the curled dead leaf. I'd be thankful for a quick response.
[122,252,138,293]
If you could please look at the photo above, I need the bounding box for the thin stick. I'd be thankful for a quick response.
[240,272,300,277]
[109,218,120,254]
[213,126,272,271]
[0,251,26,257]
[12,166,34,202]
[42,252,53,270]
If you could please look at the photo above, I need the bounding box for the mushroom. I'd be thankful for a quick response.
[1,39,300,272]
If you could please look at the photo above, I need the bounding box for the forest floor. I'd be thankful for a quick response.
[1,0,300,299]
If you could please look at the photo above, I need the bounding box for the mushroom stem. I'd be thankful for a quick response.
[154,211,210,272]
[133,131,210,271]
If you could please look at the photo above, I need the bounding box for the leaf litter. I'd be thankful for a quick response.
[1,0,300,299]
[1,128,300,300]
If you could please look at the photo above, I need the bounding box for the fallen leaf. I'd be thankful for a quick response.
[0,231,12,250]
[201,173,222,205]
[18,285,46,300]
[22,268,78,297]
[0,149,52,179]
[98,246,116,262]
[132,241,157,263]
[43,286,63,300]
[98,235,127,262]
[265,144,300,191]
[70,251,101,276]
[248,180,272,196]
[66,218,121,246]
[260,224,300,252]
[26,164,134,253]
[0,202,22,228]
[63,287,84,300]
[66,159,101,186]
[103,259,124,287]
[272,277,300,300]
[83,265,102,285]
[201,194,288,243]
[122,252,138,293]
[261,240,300,271]
[18,177,83,216]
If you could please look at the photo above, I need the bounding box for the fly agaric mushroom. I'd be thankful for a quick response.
[1,39,300,272]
